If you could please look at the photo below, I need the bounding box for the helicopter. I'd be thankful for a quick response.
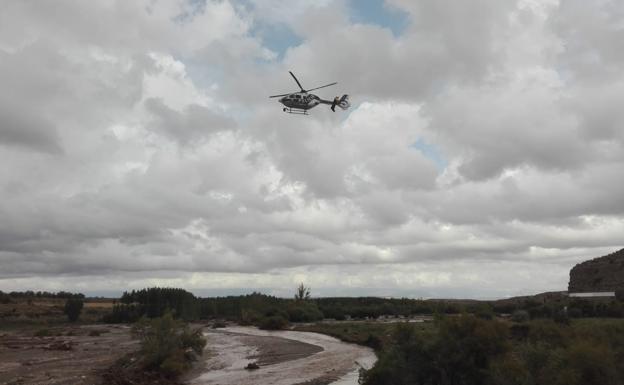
[270,71,350,115]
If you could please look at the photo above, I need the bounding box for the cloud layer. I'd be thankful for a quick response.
[0,0,622,298]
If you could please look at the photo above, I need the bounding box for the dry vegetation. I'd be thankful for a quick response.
[0,297,115,328]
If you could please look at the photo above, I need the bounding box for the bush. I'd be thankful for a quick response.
[362,317,624,385]
[132,312,206,378]
[556,339,618,385]
[364,334,383,351]
[511,310,530,323]
[568,307,583,318]
[240,309,261,326]
[64,298,84,322]
[259,315,288,330]
[361,316,509,385]
[468,303,495,320]
[553,309,570,325]
[321,306,346,320]
[528,320,569,348]
[509,324,530,340]
[286,302,324,322]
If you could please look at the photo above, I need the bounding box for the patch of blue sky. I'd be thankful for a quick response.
[172,0,207,24]
[347,0,409,36]
[250,22,303,60]
[233,0,303,60]
[412,138,448,171]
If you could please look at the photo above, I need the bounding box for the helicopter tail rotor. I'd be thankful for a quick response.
[329,94,350,112]
[337,94,350,110]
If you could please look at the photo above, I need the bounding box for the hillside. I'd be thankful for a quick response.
[568,248,624,293]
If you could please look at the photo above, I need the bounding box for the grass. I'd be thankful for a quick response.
[294,321,436,351]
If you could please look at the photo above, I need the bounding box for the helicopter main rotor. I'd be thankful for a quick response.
[269,71,337,98]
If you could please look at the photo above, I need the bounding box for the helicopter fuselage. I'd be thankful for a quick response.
[278,92,321,110]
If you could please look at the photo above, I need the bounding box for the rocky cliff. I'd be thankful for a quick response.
[568,248,624,293]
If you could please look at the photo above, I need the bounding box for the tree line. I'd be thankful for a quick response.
[100,287,624,325]
[0,290,85,300]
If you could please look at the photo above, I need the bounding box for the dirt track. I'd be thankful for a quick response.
[187,326,376,385]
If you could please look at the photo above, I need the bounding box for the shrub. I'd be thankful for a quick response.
[364,334,383,351]
[64,298,84,322]
[488,354,530,385]
[361,316,510,385]
[528,320,569,348]
[511,310,530,323]
[321,306,346,320]
[557,339,618,385]
[469,303,495,320]
[133,312,206,378]
[509,323,530,340]
[568,307,583,318]
[435,315,509,384]
[240,309,261,325]
[259,315,288,330]
[286,302,324,322]
[553,309,570,325]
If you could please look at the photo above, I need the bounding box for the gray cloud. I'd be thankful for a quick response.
[145,97,236,144]
[0,102,62,153]
[0,0,623,298]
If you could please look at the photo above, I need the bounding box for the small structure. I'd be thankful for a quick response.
[568,292,615,298]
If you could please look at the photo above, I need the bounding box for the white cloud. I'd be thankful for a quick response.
[0,0,623,298]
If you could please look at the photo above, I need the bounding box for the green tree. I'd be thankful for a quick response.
[64,298,84,322]
[294,283,311,301]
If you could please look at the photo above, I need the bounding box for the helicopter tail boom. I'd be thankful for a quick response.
[322,95,351,111]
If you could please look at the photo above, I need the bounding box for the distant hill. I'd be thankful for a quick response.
[568,248,624,293]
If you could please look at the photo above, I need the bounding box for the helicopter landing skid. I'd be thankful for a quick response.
[283,107,308,115]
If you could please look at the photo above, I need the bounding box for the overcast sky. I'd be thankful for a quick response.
[1,0,623,299]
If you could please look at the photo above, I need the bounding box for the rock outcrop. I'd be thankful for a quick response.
[568,248,624,292]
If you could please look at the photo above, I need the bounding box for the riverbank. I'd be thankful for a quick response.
[187,326,376,385]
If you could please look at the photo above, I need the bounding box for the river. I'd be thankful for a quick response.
[188,326,377,385]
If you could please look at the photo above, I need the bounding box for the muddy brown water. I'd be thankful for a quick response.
[188,326,376,385]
